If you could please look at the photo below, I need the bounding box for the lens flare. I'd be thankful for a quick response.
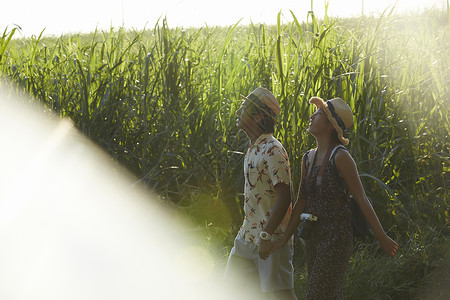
[0,84,245,300]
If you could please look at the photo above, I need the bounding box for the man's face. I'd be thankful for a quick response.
[236,100,257,132]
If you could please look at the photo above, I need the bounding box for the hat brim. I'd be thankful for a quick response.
[240,94,250,101]
[240,94,278,118]
[309,97,327,110]
[309,97,349,146]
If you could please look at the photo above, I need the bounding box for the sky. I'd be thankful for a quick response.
[1,0,446,37]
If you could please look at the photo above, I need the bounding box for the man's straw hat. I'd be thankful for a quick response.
[241,87,280,116]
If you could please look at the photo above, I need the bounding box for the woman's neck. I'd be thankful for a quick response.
[315,136,339,154]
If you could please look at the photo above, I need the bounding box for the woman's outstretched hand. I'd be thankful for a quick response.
[379,234,399,258]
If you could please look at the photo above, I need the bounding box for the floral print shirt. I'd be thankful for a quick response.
[238,133,292,244]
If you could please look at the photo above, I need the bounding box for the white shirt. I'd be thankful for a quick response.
[238,134,292,244]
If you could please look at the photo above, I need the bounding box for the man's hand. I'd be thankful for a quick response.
[258,239,272,260]
[269,237,287,254]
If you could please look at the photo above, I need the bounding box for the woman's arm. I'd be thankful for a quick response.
[335,149,399,258]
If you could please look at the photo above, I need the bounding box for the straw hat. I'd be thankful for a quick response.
[241,87,280,116]
[309,97,353,145]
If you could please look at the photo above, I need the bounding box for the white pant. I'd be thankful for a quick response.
[224,234,295,294]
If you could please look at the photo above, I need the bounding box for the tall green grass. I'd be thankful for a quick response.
[0,27,17,64]
[1,7,448,299]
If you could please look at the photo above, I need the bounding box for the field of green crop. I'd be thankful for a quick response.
[1,6,449,299]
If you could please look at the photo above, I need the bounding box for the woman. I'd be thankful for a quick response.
[269,97,398,299]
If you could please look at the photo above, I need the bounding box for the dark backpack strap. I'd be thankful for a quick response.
[303,148,316,180]
[302,150,311,183]
[329,145,371,238]
[330,145,347,169]
[304,150,310,171]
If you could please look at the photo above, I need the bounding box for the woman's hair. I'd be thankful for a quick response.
[331,128,343,145]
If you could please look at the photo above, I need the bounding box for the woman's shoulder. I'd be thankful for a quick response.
[301,148,317,169]
[303,148,317,156]
[334,146,350,158]
[331,144,347,156]
[334,146,355,167]
[302,148,316,160]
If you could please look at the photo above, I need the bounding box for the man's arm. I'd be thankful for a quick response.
[259,182,291,259]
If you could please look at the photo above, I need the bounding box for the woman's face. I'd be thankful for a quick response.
[308,108,331,135]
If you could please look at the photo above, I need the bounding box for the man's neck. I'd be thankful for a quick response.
[247,129,264,145]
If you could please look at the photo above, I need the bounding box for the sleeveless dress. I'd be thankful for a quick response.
[299,148,353,300]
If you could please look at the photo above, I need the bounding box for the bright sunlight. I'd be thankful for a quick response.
[1,0,445,37]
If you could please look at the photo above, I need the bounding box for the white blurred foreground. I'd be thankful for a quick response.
[0,85,248,299]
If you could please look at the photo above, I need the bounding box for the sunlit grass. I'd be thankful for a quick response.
[1,6,448,299]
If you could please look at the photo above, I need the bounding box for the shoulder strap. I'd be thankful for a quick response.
[301,148,316,184]
[329,145,348,180]
[329,145,347,166]
[306,148,316,176]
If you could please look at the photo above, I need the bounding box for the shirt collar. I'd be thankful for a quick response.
[250,133,273,149]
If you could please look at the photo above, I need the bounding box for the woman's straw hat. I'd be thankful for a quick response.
[309,97,353,145]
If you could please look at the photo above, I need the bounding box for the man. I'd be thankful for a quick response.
[224,87,298,300]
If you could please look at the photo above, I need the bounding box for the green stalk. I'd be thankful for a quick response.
[0,27,16,64]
